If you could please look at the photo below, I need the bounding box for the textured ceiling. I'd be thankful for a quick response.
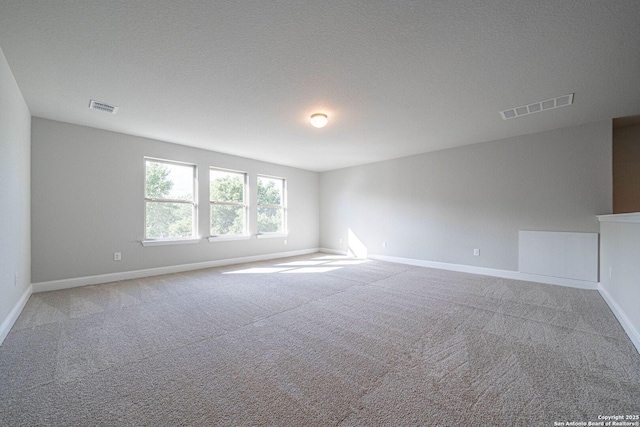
[1,1,639,171]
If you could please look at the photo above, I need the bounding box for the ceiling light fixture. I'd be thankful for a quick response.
[310,113,328,128]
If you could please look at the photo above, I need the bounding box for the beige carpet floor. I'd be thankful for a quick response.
[1,253,639,426]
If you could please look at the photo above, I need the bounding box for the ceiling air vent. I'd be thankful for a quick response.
[89,99,118,114]
[500,93,573,120]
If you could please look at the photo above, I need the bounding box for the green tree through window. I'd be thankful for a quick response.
[210,169,246,236]
[257,176,285,234]
[145,160,196,239]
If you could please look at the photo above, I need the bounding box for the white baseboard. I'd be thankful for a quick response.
[33,248,321,293]
[0,284,32,346]
[598,284,640,354]
[367,253,599,290]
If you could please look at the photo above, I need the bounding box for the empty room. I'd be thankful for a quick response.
[1,1,639,425]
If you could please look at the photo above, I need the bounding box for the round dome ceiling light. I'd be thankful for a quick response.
[310,113,328,128]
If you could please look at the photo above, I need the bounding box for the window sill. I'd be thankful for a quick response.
[208,235,251,242]
[141,238,200,247]
[256,233,288,239]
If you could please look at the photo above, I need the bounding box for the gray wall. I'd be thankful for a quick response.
[0,47,31,333]
[320,121,612,272]
[599,219,640,351]
[31,118,319,283]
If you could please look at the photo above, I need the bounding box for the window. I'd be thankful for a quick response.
[257,175,286,235]
[144,158,197,241]
[209,168,248,237]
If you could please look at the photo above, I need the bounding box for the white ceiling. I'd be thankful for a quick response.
[1,1,639,172]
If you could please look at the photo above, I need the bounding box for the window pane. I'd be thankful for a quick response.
[145,160,194,201]
[210,170,244,203]
[257,176,282,206]
[211,204,245,236]
[258,206,282,233]
[146,201,194,238]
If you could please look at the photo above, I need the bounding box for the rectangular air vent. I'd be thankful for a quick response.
[89,99,118,114]
[500,93,573,120]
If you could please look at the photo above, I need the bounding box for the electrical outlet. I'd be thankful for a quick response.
[14,272,18,287]
[114,252,121,261]
[284,240,287,245]
[382,242,387,248]
[609,267,612,278]
[473,248,480,256]
[338,238,342,244]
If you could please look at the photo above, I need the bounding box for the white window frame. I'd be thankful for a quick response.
[208,167,249,241]
[256,174,287,238]
[142,157,198,246]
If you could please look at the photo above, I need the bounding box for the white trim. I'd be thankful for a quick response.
[597,212,640,223]
[32,248,320,293]
[256,233,288,239]
[208,235,251,242]
[366,253,598,290]
[598,284,640,355]
[141,238,200,246]
[0,285,32,346]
